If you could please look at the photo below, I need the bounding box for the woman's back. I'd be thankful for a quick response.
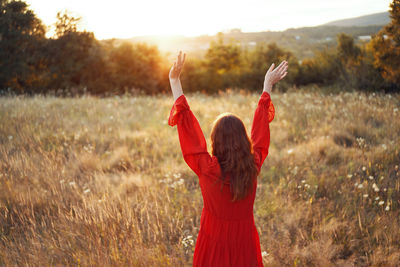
[200,163,257,221]
[168,91,275,266]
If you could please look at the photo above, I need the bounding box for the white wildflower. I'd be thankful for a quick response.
[287,148,294,154]
[357,184,364,189]
[372,183,380,192]
[385,205,390,211]
[363,194,368,198]
[368,176,374,180]
[69,181,76,186]
[292,166,298,175]
[301,180,306,184]
[173,173,182,179]
[8,135,13,140]
[378,201,384,206]
[262,251,269,257]
[182,235,194,248]
[84,188,91,194]
[356,137,366,148]
[347,174,353,178]
[362,166,367,171]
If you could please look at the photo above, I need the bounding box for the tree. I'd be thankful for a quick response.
[45,11,101,93]
[337,33,361,63]
[204,32,242,92]
[336,33,361,87]
[108,42,164,94]
[55,11,81,37]
[0,0,46,92]
[206,32,241,73]
[295,48,341,87]
[371,0,400,88]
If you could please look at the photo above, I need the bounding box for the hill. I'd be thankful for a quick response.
[324,11,390,27]
[120,25,382,59]
[110,12,388,59]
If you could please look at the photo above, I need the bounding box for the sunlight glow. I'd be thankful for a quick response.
[25,0,392,39]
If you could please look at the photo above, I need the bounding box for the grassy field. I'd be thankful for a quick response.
[0,90,399,266]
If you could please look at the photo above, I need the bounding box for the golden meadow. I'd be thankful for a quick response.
[1,90,399,266]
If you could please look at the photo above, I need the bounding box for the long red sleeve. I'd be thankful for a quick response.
[251,92,275,170]
[168,95,213,176]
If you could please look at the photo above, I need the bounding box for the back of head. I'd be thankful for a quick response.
[211,113,259,201]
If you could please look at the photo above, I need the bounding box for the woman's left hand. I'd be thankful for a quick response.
[169,51,186,81]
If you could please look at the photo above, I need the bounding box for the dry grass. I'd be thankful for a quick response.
[0,91,399,266]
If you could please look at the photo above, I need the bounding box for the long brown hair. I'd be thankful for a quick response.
[211,113,259,201]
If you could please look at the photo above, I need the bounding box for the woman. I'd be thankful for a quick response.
[168,51,288,266]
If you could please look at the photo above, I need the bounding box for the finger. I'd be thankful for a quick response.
[179,51,183,65]
[176,51,180,65]
[279,65,288,75]
[280,72,288,79]
[267,63,275,73]
[182,53,186,64]
[276,61,285,69]
[273,65,283,75]
[276,61,286,72]
[177,51,181,65]
[278,62,288,74]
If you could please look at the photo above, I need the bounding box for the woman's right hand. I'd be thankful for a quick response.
[263,61,288,94]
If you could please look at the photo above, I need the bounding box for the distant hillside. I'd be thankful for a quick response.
[111,12,388,60]
[324,12,389,27]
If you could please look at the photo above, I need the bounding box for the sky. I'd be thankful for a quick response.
[25,0,392,40]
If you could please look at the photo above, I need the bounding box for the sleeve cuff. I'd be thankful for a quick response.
[168,94,190,126]
[260,92,275,122]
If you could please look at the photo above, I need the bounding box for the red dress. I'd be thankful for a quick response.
[168,92,275,267]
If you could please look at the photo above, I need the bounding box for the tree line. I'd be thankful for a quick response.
[0,0,399,96]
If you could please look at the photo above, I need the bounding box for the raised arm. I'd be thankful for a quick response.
[251,61,288,170]
[168,52,212,176]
